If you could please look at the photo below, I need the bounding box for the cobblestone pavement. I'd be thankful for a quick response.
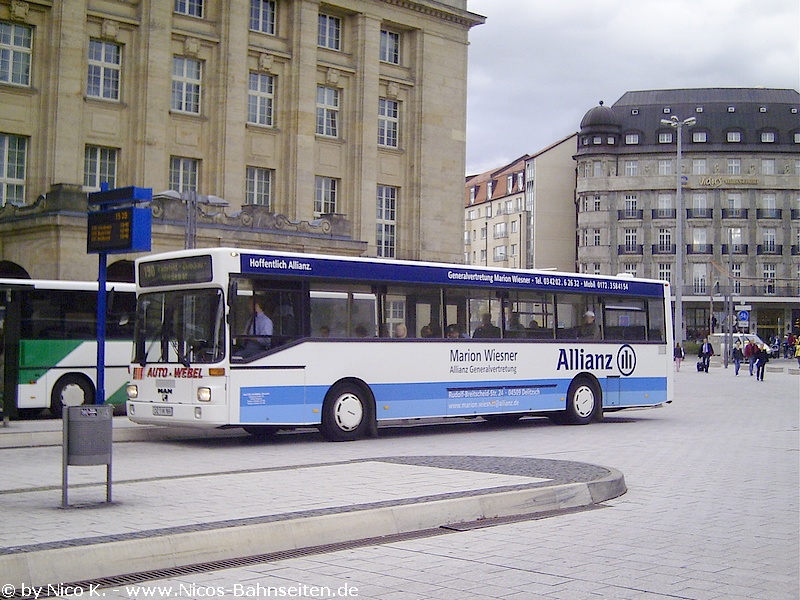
[4,362,798,599]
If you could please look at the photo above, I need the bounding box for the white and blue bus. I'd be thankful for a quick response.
[126,248,673,440]
[0,278,136,419]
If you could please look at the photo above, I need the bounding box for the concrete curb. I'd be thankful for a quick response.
[0,422,246,449]
[1,468,625,588]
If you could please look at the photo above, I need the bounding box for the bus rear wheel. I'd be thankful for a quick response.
[320,382,372,442]
[564,376,599,425]
[50,374,95,419]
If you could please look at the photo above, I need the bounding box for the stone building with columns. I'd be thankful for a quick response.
[0,0,484,280]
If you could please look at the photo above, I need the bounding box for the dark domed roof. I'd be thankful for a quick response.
[580,101,621,130]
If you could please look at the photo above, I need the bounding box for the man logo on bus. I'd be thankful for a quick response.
[617,344,636,376]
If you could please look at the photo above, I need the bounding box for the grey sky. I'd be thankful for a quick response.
[465,0,800,175]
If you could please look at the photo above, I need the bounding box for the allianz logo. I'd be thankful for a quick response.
[556,345,637,376]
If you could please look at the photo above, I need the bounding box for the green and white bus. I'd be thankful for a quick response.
[0,278,135,419]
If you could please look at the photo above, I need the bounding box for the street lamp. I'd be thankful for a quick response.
[660,115,696,345]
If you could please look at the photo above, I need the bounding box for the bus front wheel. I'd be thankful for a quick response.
[320,382,373,442]
[564,376,599,425]
[50,374,95,419]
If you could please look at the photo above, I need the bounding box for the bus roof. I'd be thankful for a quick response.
[135,248,668,298]
[0,278,135,293]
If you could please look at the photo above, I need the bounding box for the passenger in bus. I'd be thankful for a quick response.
[473,313,501,338]
[354,324,370,337]
[578,311,601,340]
[238,300,273,358]
[394,323,408,338]
[446,323,463,339]
[319,325,330,337]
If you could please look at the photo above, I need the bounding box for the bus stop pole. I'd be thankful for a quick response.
[96,253,107,405]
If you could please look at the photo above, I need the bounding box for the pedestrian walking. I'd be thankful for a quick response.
[673,342,685,371]
[755,344,770,381]
[745,339,757,376]
[698,337,714,373]
[731,341,744,376]
[795,342,800,368]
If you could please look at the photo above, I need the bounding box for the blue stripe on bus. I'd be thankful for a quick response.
[237,377,668,424]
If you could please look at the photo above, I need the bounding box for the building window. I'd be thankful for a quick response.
[169,157,199,193]
[795,133,800,144]
[593,229,601,246]
[763,264,776,294]
[727,159,741,175]
[493,222,507,239]
[318,14,341,50]
[763,228,778,252]
[84,146,117,190]
[658,228,671,247]
[727,131,742,143]
[658,132,673,144]
[624,194,638,214]
[172,57,202,114]
[0,133,27,206]
[245,166,273,208]
[380,30,400,64]
[87,39,121,100]
[761,193,776,210]
[761,131,775,143]
[692,264,707,294]
[625,133,639,145]
[316,86,339,137]
[657,263,672,285]
[761,159,775,175]
[624,263,638,277]
[0,22,32,86]
[314,176,338,214]
[658,160,672,175]
[727,193,742,210]
[624,228,638,246]
[692,131,707,143]
[510,219,518,234]
[594,196,601,211]
[691,193,706,209]
[593,161,602,177]
[248,72,275,126]
[692,159,707,175]
[624,160,638,176]
[378,98,399,147]
[376,185,397,258]
[250,0,276,35]
[731,263,741,294]
[174,0,203,18]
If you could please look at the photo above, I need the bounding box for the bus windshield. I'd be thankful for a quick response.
[134,289,224,366]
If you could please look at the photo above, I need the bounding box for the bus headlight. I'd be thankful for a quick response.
[197,387,212,402]
[126,384,139,399]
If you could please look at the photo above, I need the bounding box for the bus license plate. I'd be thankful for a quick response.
[153,406,173,416]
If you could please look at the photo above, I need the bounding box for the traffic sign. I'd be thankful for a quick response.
[734,305,752,311]
[737,310,750,322]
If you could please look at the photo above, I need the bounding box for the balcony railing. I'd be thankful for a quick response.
[721,244,749,255]
[617,244,644,255]
[756,244,783,255]
[617,209,644,220]
[721,208,748,219]
[756,208,782,219]
[651,208,676,219]
[687,244,713,254]
[686,208,713,219]
[651,244,676,254]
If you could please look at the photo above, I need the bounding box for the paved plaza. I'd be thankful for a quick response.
[0,359,797,599]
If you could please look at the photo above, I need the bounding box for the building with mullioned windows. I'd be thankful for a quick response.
[0,0,484,281]
[575,88,800,342]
